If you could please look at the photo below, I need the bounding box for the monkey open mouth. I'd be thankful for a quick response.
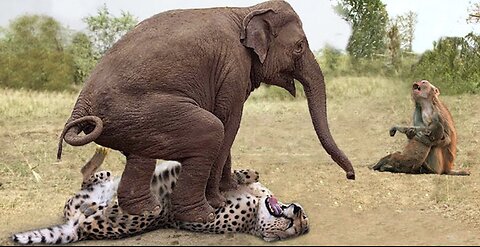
[413,83,421,91]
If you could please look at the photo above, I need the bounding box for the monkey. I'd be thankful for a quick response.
[373,80,470,176]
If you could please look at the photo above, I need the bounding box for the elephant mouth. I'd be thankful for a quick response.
[265,196,284,217]
[281,71,294,83]
[277,72,296,96]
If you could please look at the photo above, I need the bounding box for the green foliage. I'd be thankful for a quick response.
[395,11,418,52]
[250,81,306,101]
[411,34,480,94]
[0,6,139,91]
[84,4,138,58]
[316,45,344,77]
[468,2,480,23]
[67,32,96,84]
[0,15,75,91]
[386,22,401,70]
[0,4,476,96]
[335,0,389,59]
[316,44,418,80]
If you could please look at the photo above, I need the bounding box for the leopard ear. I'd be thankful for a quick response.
[434,87,440,96]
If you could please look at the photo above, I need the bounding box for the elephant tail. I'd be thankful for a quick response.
[57,116,103,161]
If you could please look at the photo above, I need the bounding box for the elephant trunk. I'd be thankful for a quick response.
[295,50,355,180]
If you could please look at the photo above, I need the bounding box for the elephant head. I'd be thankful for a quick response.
[241,1,355,179]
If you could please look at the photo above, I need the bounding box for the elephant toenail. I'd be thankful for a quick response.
[207,213,215,222]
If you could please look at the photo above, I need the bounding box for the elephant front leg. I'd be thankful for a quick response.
[205,111,242,208]
[219,153,239,192]
[118,154,160,215]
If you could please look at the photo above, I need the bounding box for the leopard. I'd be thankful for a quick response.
[12,146,309,244]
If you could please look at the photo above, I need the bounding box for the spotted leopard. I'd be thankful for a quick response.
[12,147,309,244]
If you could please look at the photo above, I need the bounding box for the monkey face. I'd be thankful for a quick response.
[412,80,440,100]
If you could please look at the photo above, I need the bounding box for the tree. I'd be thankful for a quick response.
[468,2,480,23]
[395,11,418,52]
[0,15,74,90]
[318,44,343,75]
[335,0,389,59]
[412,36,480,94]
[84,5,138,58]
[67,32,96,84]
[386,22,401,69]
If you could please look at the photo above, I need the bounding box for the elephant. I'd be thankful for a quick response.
[57,0,356,223]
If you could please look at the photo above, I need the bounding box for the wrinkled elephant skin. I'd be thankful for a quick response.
[57,0,355,223]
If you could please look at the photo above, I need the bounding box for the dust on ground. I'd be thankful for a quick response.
[1,77,479,245]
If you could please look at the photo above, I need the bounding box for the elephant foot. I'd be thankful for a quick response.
[206,190,226,208]
[219,174,239,192]
[172,200,215,223]
[118,193,161,215]
[117,154,158,215]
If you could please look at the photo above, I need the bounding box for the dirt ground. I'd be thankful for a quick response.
[1,77,479,245]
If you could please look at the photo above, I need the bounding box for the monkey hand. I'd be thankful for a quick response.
[415,132,435,146]
[406,128,416,139]
[389,127,398,137]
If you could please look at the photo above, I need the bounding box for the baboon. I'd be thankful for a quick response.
[373,80,469,175]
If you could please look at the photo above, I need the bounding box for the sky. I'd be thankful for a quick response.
[0,0,478,53]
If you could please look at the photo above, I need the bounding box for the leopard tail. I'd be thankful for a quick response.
[12,219,82,244]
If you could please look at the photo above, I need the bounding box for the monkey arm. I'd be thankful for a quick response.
[389,126,429,139]
[390,125,444,146]
[413,119,446,146]
[436,134,451,147]
[390,112,447,146]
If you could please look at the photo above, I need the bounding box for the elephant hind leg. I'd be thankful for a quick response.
[112,95,225,223]
[118,154,159,215]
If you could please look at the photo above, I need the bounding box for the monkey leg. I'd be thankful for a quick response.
[372,153,395,172]
[424,146,468,176]
[373,149,426,174]
[446,170,470,176]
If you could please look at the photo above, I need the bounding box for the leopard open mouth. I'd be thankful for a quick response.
[265,196,284,217]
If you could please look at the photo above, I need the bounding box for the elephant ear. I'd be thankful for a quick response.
[240,9,276,64]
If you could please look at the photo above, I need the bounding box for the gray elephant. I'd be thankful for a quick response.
[57,0,355,223]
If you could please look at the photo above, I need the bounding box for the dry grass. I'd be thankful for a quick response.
[1,77,480,245]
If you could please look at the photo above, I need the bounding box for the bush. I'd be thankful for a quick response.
[411,34,480,94]
[68,32,96,85]
[0,15,75,91]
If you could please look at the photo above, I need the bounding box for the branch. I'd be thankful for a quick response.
[470,14,480,18]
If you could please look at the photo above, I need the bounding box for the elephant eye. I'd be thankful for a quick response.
[294,40,305,55]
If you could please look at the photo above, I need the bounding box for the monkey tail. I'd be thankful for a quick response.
[57,116,103,161]
[446,170,471,176]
